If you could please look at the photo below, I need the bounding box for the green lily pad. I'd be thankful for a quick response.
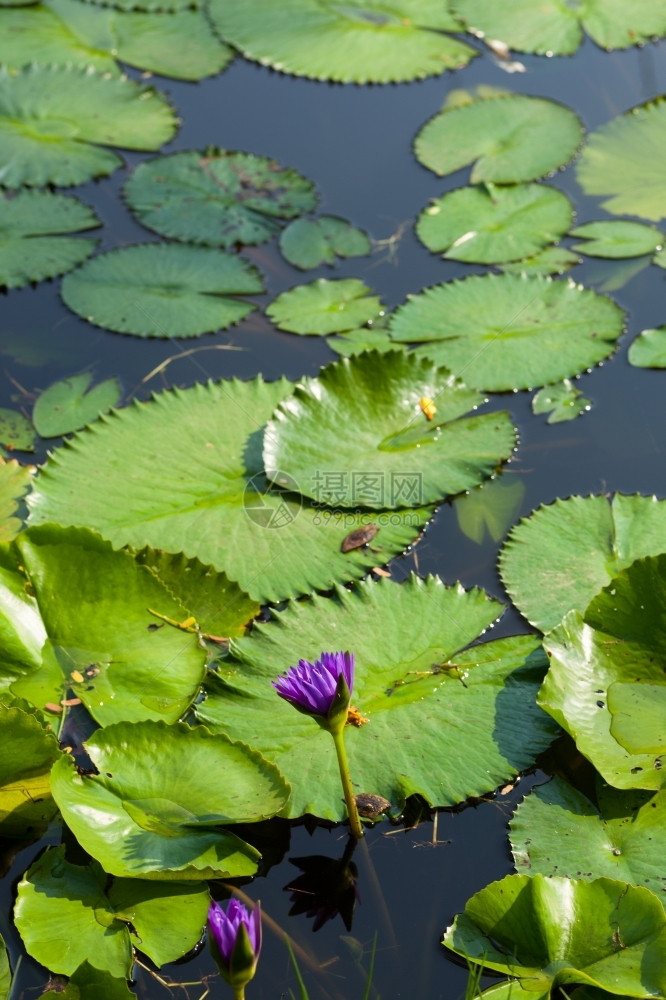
[207,0,478,84]
[498,493,666,631]
[389,273,625,392]
[414,93,583,184]
[50,721,289,878]
[267,278,384,335]
[124,149,317,248]
[15,845,210,975]
[0,457,34,542]
[0,697,61,836]
[0,0,234,79]
[500,245,580,276]
[451,0,666,54]
[532,379,591,423]
[541,554,666,791]
[27,376,431,603]
[33,374,121,438]
[265,350,516,508]
[0,524,214,726]
[0,64,177,189]
[628,327,666,368]
[195,575,558,820]
[279,215,371,270]
[42,963,135,1000]
[577,99,666,222]
[61,244,263,338]
[443,873,666,995]
[511,776,666,892]
[454,475,525,545]
[570,221,664,258]
[0,190,99,290]
[0,408,34,452]
[0,938,8,1000]
[416,183,573,264]
[328,326,399,356]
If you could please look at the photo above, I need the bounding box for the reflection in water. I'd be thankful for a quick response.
[285,835,359,932]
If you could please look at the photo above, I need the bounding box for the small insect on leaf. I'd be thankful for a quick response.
[420,396,437,420]
[347,705,369,727]
[341,524,379,553]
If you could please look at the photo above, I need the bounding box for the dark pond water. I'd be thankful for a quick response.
[2,28,666,1000]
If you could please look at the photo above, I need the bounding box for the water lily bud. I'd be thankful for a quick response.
[208,898,261,994]
[272,651,354,734]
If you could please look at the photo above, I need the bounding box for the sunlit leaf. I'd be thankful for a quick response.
[627,327,666,368]
[454,475,525,544]
[0,65,177,188]
[451,0,666,54]
[267,278,384,335]
[416,183,572,264]
[207,0,478,84]
[50,721,288,878]
[577,99,666,222]
[532,379,590,423]
[541,555,666,791]
[0,409,34,452]
[33,373,121,438]
[279,215,371,270]
[443,873,666,995]
[195,576,557,819]
[265,350,516,508]
[570,220,664,258]
[389,273,624,391]
[511,776,666,893]
[124,149,317,247]
[415,93,583,183]
[0,696,61,836]
[0,457,35,541]
[498,493,666,631]
[27,377,431,603]
[61,244,263,338]
[15,845,210,974]
[0,190,99,290]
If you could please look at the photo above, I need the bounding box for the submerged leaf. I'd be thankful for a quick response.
[454,475,525,544]
[50,721,289,878]
[267,278,384,335]
[577,99,666,222]
[532,379,590,423]
[279,215,371,270]
[207,0,478,84]
[628,326,666,368]
[498,493,666,631]
[0,190,99,290]
[195,575,557,819]
[27,377,431,603]
[416,183,573,264]
[264,350,516,508]
[415,93,583,183]
[0,409,34,452]
[33,373,121,437]
[124,149,317,247]
[389,273,624,391]
[0,64,177,188]
[61,244,263,338]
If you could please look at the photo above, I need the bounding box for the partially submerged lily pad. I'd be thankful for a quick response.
[328,326,398,357]
[414,93,583,184]
[33,373,121,438]
[61,244,263,338]
[195,575,558,819]
[124,149,317,247]
[50,721,289,879]
[628,327,666,368]
[498,493,666,631]
[267,278,384,335]
[532,379,590,423]
[577,99,666,222]
[207,0,478,84]
[27,376,431,603]
[0,65,177,188]
[416,183,573,264]
[451,0,666,54]
[0,697,61,836]
[570,220,664,258]
[389,273,624,392]
[500,245,580,277]
[279,216,371,270]
[0,190,99,290]
[541,555,666,791]
[264,350,517,508]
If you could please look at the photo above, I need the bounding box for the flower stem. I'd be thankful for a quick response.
[331,728,364,839]
[232,988,245,1000]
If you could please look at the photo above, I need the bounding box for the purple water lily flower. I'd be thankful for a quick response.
[208,898,261,993]
[272,651,355,717]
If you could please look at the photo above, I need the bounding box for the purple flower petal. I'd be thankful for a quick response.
[272,651,355,717]
[208,898,261,967]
